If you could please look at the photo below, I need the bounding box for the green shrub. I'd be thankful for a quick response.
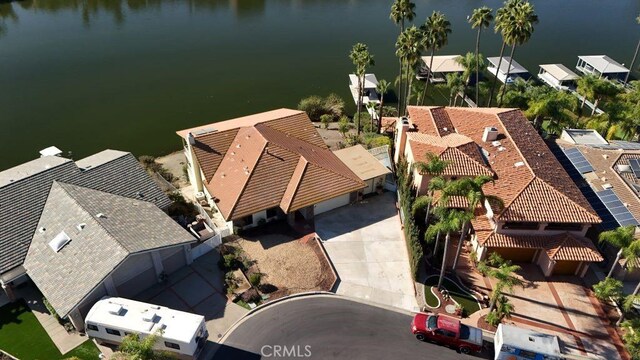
[353,112,371,132]
[221,254,241,270]
[43,297,60,321]
[324,93,345,119]
[396,157,423,280]
[298,95,326,121]
[381,106,398,117]
[320,114,333,129]
[593,277,623,302]
[486,311,501,327]
[338,116,351,136]
[363,133,391,149]
[249,273,262,287]
[225,272,239,294]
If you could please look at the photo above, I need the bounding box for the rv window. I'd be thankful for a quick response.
[165,341,181,350]
[105,328,121,336]
[87,324,99,331]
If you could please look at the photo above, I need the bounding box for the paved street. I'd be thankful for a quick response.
[214,295,489,360]
[315,193,419,311]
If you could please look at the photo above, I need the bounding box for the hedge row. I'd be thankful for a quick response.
[397,157,423,280]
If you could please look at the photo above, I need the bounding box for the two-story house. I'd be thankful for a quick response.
[395,106,603,277]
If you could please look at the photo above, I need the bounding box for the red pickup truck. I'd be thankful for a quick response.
[411,313,483,354]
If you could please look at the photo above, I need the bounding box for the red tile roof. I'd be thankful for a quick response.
[178,110,365,220]
[483,232,603,262]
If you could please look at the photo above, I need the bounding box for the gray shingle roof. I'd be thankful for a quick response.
[23,182,194,317]
[0,150,172,274]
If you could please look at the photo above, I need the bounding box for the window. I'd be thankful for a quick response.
[443,330,456,338]
[165,341,181,350]
[503,222,539,230]
[86,324,99,332]
[105,328,121,336]
[241,215,253,226]
[545,223,583,231]
[266,207,278,218]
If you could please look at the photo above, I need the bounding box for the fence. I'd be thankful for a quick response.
[192,233,222,260]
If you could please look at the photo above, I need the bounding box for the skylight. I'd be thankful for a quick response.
[48,231,71,253]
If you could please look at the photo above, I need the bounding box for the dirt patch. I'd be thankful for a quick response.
[230,232,334,301]
[156,151,189,188]
[477,314,498,332]
[312,122,350,150]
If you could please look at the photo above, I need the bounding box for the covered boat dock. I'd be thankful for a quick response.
[487,56,529,84]
[538,64,580,90]
[576,55,629,82]
[418,55,464,82]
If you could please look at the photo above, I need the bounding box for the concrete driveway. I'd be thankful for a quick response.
[315,192,419,311]
[134,251,248,344]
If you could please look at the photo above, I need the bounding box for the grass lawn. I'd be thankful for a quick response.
[424,276,481,315]
[0,300,100,360]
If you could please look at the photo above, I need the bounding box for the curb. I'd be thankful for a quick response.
[312,234,340,292]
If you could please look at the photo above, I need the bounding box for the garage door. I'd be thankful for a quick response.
[552,261,581,275]
[488,247,537,263]
[116,267,157,298]
[314,193,350,215]
[163,248,187,275]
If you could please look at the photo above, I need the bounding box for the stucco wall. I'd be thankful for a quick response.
[110,253,154,287]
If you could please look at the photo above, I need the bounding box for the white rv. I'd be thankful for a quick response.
[494,323,562,360]
[85,297,208,359]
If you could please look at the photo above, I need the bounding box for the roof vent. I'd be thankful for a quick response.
[482,127,499,142]
[491,141,501,147]
[48,231,71,253]
[187,132,196,145]
[236,144,241,148]
[106,303,124,316]
[96,213,107,219]
[38,227,46,234]
[602,183,613,190]
[514,161,525,167]
[617,164,632,173]
[142,311,157,322]
[76,223,86,231]
[401,117,410,125]
[498,146,506,152]
[443,127,448,132]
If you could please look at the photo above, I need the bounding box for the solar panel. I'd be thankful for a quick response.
[629,159,640,178]
[561,147,594,174]
[596,189,640,227]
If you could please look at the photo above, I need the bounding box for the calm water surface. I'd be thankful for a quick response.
[0,0,638,169]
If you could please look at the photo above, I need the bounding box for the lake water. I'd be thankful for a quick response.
[0,0,638,169]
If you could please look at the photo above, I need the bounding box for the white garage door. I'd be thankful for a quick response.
[314,193,351,215]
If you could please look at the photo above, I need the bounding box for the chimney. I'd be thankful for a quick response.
[482,127,499,142]
[187,132,196,146]
[394,117,411,164]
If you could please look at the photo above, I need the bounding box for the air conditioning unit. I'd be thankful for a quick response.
[483,127,499,142]
[195,192,206,202]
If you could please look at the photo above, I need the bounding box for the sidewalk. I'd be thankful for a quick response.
[16,285,87,354]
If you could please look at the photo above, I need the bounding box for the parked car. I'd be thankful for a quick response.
[411,313,483,354]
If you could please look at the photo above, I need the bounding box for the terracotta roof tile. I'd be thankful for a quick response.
[483,232,603,262]
[182,109,365,221]
[439,147,494,177]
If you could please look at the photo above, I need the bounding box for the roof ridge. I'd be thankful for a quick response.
[494,111,537,180]
[498,176,537,215]
[75,151,130,171]
[52,182,130,253]
[449,145,493,175]
[224,137,268,219]
[280,157,309,212]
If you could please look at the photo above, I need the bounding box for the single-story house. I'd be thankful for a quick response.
[176,109,366,229]
[0,149,194,330]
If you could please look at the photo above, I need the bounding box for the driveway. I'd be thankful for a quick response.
[315,192,419,311]
[134,251,248,346]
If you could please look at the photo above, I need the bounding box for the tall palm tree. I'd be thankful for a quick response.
[487,0,523,107]
[419,11,452,106]
[625,14,640,85]
[376,79,390,132]
[478,256,525,313]
[600,226,639,278]
[390,0,416,114]
[396,26,424,116]
[469,6,494,106]
[441,175,502,270]
[349,43,375,135]
[455,52,485,106]
[524,88,578,132]
[497,1,538,107]
[427,207,471,289]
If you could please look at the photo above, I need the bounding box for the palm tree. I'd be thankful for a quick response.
[625,14,640,85]
[455,52,486,106]
[349,43,375,135]
[427,207,471,289]
[412,153,450,225]
[487,0,523,106]
[396,26,424,116]
[390,0,416,114]
[445,73,464,106]
[576,74,598,111]
[441,175,502,270]
[600,226,638,278]
[524,89,578,132]
[591,78,621,115]
[419,11,452,106]
[497,1,538,107]
[376,79,390,132]
[469,6,494,106]
[478,255,525,313]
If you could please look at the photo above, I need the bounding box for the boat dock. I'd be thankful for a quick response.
[348,73,380,119]
[487,56,530,84]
